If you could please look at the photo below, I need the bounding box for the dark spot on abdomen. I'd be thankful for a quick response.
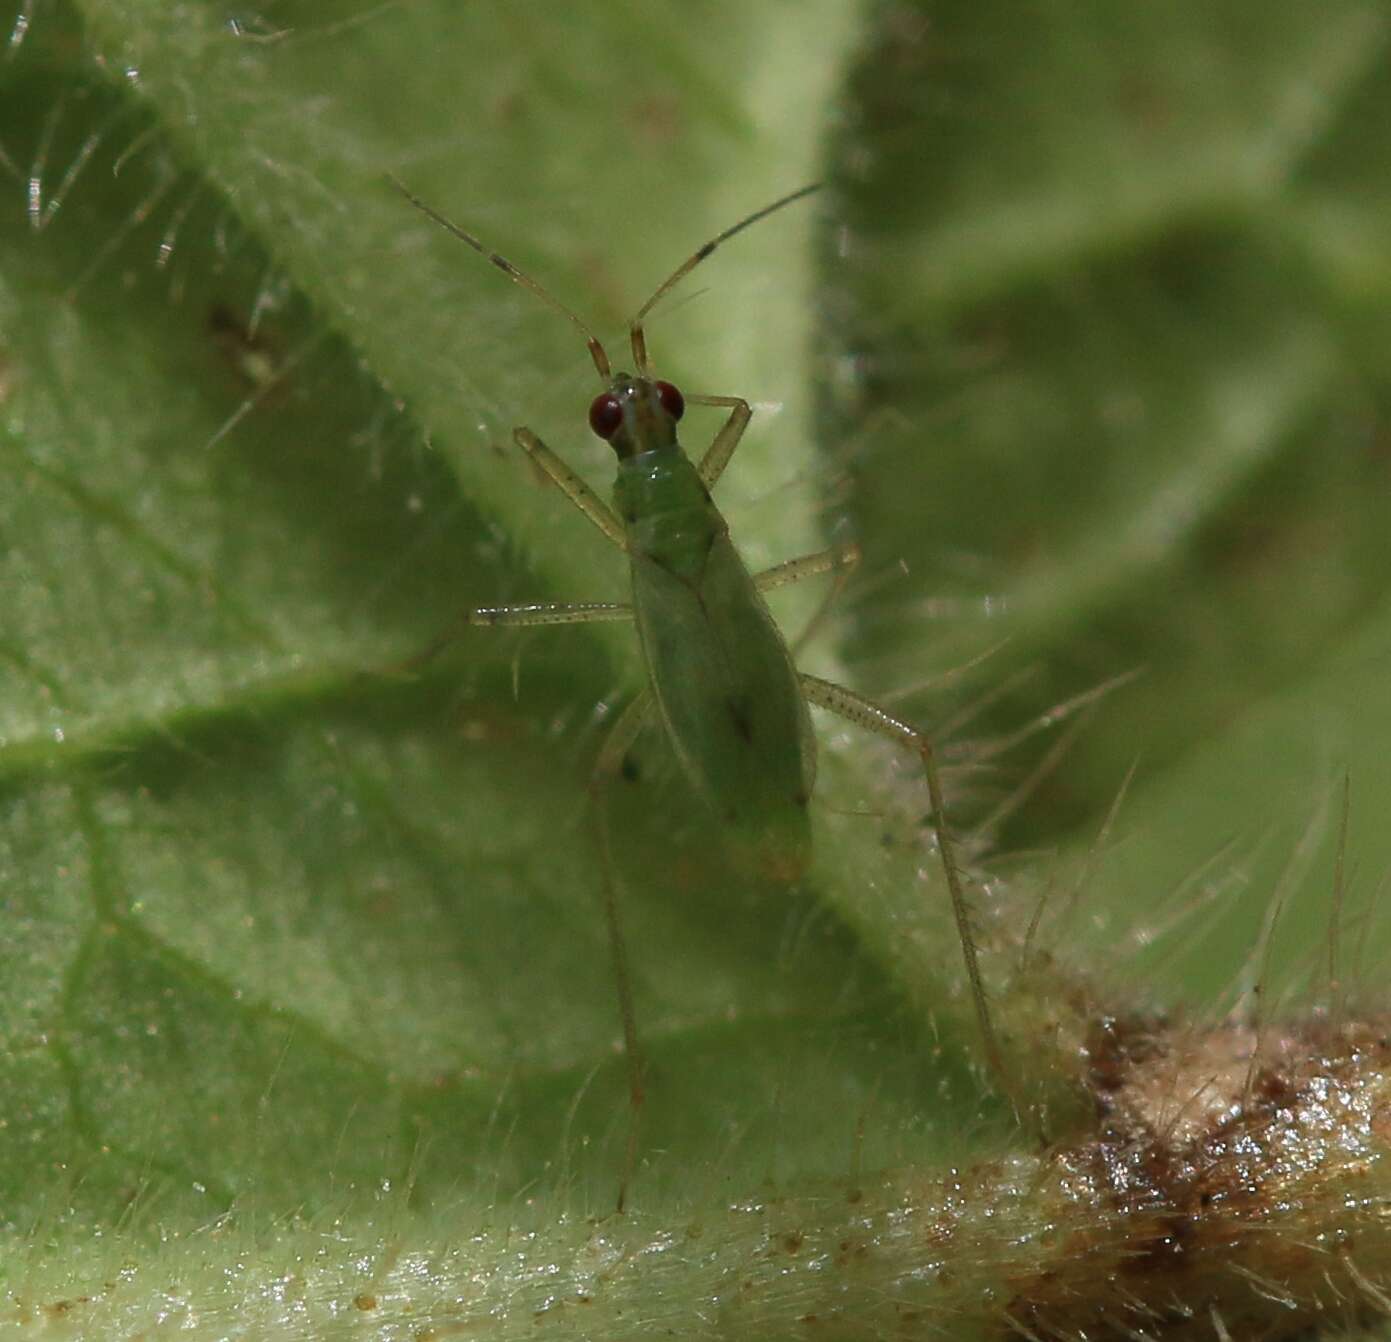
[726,696,754,745]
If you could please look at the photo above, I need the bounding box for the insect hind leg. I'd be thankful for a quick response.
[797,674,1011,1096]
[587,689,654,1213]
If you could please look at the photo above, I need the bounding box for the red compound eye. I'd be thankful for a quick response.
[588,393,623,440]
[655,380,685,422]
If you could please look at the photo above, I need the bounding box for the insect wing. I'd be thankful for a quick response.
[630,534,814,882]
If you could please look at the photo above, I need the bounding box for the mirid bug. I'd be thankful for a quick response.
[391,178,1003,1207]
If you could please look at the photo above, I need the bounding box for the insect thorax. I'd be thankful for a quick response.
[614,448,723,571]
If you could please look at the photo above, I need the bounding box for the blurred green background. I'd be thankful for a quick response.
[1,0,1389,1332]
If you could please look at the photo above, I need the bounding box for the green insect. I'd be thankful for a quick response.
[392,179,1002,1207]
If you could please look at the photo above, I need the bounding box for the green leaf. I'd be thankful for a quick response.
[2,0,1389,1335]
[826,0,1391,1010]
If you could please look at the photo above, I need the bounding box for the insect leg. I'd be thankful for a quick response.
[796,674,1008,1090]
[587,688,655,1213]
[753,544,858,593]
[514,427,628,549]
[754,542,861,655]
[392,601,633,674]
[687,395,752,489]
[468,601,633,627]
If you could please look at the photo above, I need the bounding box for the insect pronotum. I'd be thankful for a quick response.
[390,177,1004,1209]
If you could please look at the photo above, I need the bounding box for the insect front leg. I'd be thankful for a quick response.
[387,422,631,673]
[797,673,1010,1095]
[513,427,628,549]
[586,688,655,1213]
[687,395,752,489]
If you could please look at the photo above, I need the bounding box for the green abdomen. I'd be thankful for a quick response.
[619,452,815,881]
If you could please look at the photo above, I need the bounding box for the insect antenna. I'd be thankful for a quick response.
[628,182,821,374]
[389,173,614,382]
